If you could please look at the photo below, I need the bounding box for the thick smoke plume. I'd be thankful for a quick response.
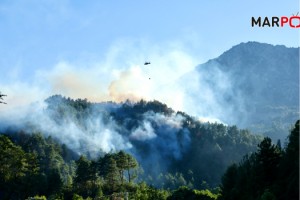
[0,101,132,157]
[0,96,191,177]
[0,39,242,159]
[0,39,237,124]
[0,39,199,112]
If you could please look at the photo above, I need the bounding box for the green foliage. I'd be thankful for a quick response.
[72,194,84,200]
[220,164,238,200]
[7,132,72,196]
[169,122,262,188]
[260,189,276,200]
[276,120,299,200]
[255,137,282,189]
[74,156,91,185]
[116,151,128,184]
[131,182,170,200]
[220,120,299,200]
[73,156,103,198]
[0,135,28,181]
[125,152,138,182]
[25,195,47,200]
[104,157,119,192]
[194,189,219,200]
[167,186,219,200]
[153,172,190,189]
[0,135,41,199]
[113,150,138,185]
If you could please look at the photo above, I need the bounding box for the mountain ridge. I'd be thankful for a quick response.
[180,41,299,141]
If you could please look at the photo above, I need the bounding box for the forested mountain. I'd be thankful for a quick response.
[182,42,299,141]
[0,96,298,199]
[0,95,263,199]
[42,96,264,187]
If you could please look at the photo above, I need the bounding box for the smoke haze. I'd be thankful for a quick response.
[1,40,297,159]
[0,40,253,161]
[0,94,192,177]
[0,39,201,115]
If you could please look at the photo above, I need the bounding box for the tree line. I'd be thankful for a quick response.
[220,120,299,200]
[0,132,221,199]
[1,120,298,199]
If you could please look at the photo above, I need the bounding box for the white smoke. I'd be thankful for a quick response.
[0,38,238,158]
[0,94,192,160]
[0,39,199,114]
[129,111,191,159]
[178,60,245,125]
[0,100,132,157]
[130,121,156,141]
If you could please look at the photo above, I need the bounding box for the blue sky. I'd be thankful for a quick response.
[0,0,299,113]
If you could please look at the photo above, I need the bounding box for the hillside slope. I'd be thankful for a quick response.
[182,42,299,141]
[0,95,262,188]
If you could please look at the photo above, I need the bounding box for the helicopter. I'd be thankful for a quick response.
[0,93,7,104]
[144,62,151,65]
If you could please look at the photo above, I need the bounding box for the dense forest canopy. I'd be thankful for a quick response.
[45,95,263,187]
[0,95,298,199]
[220,120,299,200]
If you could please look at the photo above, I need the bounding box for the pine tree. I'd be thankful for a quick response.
[105,157,119,192]
[125,154,138,183]
[0,135,41,199]
[74,156,91,197]
[278,120,299,199]
[255,137,282,190]
[220,164,239,200]
[116,151,128,185]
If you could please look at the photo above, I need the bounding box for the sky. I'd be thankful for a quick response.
[0,0,299,115]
